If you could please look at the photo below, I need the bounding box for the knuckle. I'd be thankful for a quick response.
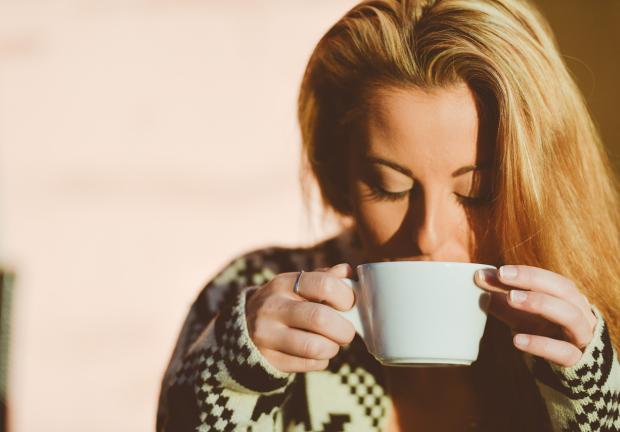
[525,293,540,310]
[589,314,598,332]
[560,343,580,364]
[300,358,315,370]
[318,276,333,300]
[302,337,321,359]
[309,305,329,328]
[569,348,583,366]
[282,271,298,280]
[333,283,353,311]
[578,293,592,312]
[301,358,315,370]
[269,273,286,288]
[569,295,585,312]
[246,290,265,313]
[576,335,589,351]
[273,272,296,292]
[304,358,328,371]
[541,339,554,356]
[259,347,274,363]
[565,280,578,294]
[582,293,590,305]
[260,295,282,316]
[520,267,534,285]
[325,341,340,358]
[566,305,581,325]
[333,319,356,344]
[344,323,356,343]
[251,321,271,346]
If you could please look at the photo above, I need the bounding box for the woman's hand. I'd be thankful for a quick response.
[245,263,356,373]
[475,265,598,367]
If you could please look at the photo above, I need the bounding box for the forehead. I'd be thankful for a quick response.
[363,83,482,172]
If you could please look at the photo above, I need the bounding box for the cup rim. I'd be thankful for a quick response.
[356,261,497,271]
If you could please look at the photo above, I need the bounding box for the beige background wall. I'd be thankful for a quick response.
[0,2,356,431]
[0,1,616,431]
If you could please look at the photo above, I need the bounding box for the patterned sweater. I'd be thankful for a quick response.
[157,230,620,431]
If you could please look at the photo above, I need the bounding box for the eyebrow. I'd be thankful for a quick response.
[365,156,489,178]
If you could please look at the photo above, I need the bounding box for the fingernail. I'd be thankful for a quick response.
[477,269,497,284]
[475,269,485,282]
[499,265,518,279]
[510,290,527,303]
[514,334,530,347]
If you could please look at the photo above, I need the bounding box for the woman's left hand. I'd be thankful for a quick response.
[475,265,598,367]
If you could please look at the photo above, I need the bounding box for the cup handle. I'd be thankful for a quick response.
[337,278,365,340]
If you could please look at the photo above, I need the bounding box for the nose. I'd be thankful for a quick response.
[409,185,448,256]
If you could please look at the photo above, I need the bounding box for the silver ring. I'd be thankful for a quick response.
[293,270,304,295]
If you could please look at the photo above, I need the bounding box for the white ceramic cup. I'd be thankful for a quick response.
[338,261,495,366]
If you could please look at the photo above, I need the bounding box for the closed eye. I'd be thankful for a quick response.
[366,184,409,202]
[454,193,491,207]
[366,187,493,206]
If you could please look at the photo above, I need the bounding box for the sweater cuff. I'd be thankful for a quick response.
[531,305,616,400]
[211,286,295,394]
[551,305,610,374]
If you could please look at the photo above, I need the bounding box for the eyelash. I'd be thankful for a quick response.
[367,184,409,202]
[453,194,490,208]
[367,184,490,207]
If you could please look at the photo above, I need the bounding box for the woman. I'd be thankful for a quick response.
[157,0,620,430]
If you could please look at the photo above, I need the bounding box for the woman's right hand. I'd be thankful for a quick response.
[245,263,357,373]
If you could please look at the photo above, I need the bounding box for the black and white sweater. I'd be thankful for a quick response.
[157,230,620,431]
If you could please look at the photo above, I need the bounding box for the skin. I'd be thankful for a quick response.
[245,82,597,380]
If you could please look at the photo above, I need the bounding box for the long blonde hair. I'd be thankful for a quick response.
[298,0,620,342]
[298,0,620,428]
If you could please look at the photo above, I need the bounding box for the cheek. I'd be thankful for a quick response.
[446,207,477,252]
[355,199,408,245]
[467,208,499,262]
[350,180,408,246]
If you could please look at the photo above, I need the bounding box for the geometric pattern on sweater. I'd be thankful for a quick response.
[529,306,620,432]
[157,229,620,432]
[193,347,234,431]
[337,363,386,428]
[213,289,291,393]
[157,243,331,431]
[301,350,388,432]
[324,337,388,431]
[174,288,294,432]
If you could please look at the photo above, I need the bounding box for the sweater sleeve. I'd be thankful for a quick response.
[157,256,296,432]
[526,306,620,432]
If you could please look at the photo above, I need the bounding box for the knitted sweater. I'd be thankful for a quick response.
[157,231,620,432]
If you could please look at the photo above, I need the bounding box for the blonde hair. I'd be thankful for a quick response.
[298,0,620,428]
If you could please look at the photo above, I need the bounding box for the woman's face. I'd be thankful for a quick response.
[347,83,498,265]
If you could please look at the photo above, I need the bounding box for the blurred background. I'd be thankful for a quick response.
[0,1,617,431]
